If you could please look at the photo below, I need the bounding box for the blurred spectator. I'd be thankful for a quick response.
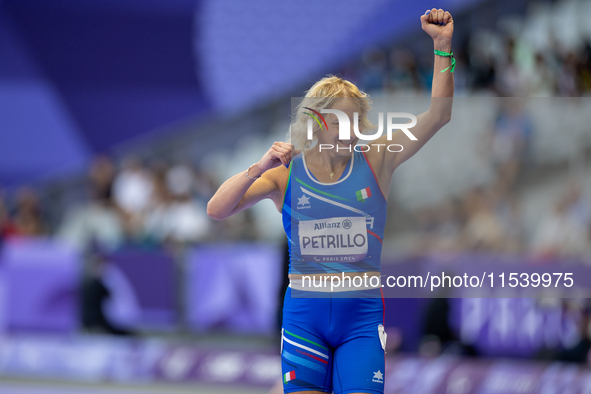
[90,154,116,203]
[112,157,154,238]
[487,101,533,190]
[419,282,478,358]
[412,199,463,254]
[556,52,580,97]
[413,206,438,253]
[143,162,172,243]
[432,200,462,253]
[81,252,133,336]
[0,190,17,241]
[529,53,555,97]
[12,187,47,236]
[194,169,217,201]
[113,157,154,214]
[166,163,193,197]
[496,195,525,254]
[165,164,211,243]
[556,300,591,364]
[563,180,591,231]
[468,46,496,93]
[531,196,589,259]
[387,49,421,94]
[358,48,387,94]
[461,188,506,253]
[578,42,591,92]
[145,163,211,244]
[420,298,456,358]
[496,38,528,96]
[58,156,124,252]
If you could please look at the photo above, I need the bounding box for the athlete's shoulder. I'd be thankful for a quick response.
[263,163,290,183]
[360,145,387,173]
[263,156,299,190]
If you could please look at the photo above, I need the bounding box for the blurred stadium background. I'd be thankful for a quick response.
[1,0,591,393]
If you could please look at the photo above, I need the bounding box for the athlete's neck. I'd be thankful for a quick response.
[306,148,352,175]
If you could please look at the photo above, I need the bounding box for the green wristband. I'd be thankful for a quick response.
[434,49,455,73]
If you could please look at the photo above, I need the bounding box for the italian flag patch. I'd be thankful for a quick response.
[284,370,296,383]
[356,187,372,202]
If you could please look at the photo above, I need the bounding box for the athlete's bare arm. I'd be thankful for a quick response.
[207,142,300,220]
[367,8,454,194]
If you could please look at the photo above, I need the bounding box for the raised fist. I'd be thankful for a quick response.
[421,8,453,42]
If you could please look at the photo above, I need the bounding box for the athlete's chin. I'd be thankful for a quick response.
[336,149,353,156]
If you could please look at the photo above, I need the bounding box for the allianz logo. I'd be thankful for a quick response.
[314,222,340,230]
[313,219,352,231]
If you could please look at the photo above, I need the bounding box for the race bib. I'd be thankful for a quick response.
[298,217,368,263]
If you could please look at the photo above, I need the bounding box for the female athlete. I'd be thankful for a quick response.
[207,9,454,394]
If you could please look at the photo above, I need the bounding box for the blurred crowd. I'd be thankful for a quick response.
[411,177,591,260]
[0,187,47,239]
[2,3,591,258]
[0,156,260,253]
[335,3,591,260]
[1,108,589,261]
[409,100,591,260]
[342,12,591,97]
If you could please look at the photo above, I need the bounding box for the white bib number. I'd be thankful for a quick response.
[298,217,368,263]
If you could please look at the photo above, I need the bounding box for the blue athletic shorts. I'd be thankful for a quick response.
[281,287,385,393]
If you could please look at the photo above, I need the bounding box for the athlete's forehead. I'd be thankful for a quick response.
[328,97,362,116]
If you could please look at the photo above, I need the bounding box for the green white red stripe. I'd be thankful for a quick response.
[356,187,371,202]
[284,370,296,383]
[282,334,329,359]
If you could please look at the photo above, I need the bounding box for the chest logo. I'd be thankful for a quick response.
[356,187,372,202]
[297,194,311,209]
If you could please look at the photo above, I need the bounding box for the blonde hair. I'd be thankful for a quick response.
[288,75,374,151]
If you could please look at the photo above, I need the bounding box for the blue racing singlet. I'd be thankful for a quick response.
[282,150,387,275]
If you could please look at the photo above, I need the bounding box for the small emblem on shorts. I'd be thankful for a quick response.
[342,219,352,229]
[297,194,311,209]
[372,370,384,383]
[284,370,296,383]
